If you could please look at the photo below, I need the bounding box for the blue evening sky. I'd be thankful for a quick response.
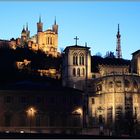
[0,1,140,60]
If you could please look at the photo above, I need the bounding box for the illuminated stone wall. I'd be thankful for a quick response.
[88,74,140,129]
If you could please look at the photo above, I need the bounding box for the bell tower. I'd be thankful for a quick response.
[62,39,91,90]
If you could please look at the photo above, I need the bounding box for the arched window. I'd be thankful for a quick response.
[82,55,84,65]
[48,37,49,44]
[79,53,84,65]
[77,68,80,77]
[82,68,85,76]
[73,68,76,77]
[50,37,52,45]
[73,53,78,65]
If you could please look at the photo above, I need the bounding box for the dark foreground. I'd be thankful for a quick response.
[0,133,140,139]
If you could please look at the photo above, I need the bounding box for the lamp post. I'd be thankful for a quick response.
[27,107,36,133]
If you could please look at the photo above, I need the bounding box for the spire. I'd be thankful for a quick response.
[54,16,56,25]
[26,22,28,31]
[52,17,58,34]
[22,25,26,33]
[116,24,122,59]
[39,15,41,23]
[85,42,87,47]
[118,24,120,33]
[37,15,43,32]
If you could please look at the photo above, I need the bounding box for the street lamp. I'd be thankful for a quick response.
[26,107,37,133]
[72,107,83,127]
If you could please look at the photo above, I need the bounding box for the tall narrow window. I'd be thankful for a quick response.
[82,55,84,65]
[48,37,49,44]
[50,37,52,45]
[77,68,80,77]
[73,68,76,76]
[79,55,82,65]
[73,53,78,65]
[76,56,78,65]
[82,68,85,76]
[79,53,84,65]
[73,56,75,65]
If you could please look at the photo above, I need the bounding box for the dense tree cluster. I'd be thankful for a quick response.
[0,46,62,83]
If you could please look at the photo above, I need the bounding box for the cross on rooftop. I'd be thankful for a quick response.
[74,36,79,46]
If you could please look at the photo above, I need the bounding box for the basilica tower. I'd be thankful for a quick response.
[37,16,43,32]
[52,17,58,34]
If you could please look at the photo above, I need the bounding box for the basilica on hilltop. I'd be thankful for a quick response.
[0,16,59,57]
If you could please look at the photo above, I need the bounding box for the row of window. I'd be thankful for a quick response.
[96,79,139,92]
[73,68,85,77]
[47,37,54,45]
[73,53,85,65]
[108,79,138,89]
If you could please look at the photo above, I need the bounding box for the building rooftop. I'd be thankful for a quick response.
[132,50,140,56]
[0,80,83,95]
[63,45,90,52]
[91,55,131,72]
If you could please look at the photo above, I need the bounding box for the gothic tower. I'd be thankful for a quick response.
[21,25,27,45]
[26,23,30,40]
[116,24,122,59]
[37,16,43,32]
[52,17,58,34]
[37,16,44,48]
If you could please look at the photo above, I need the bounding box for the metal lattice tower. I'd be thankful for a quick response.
[116,24,122,59]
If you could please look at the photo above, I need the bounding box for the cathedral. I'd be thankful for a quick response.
[62,25,140,135]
